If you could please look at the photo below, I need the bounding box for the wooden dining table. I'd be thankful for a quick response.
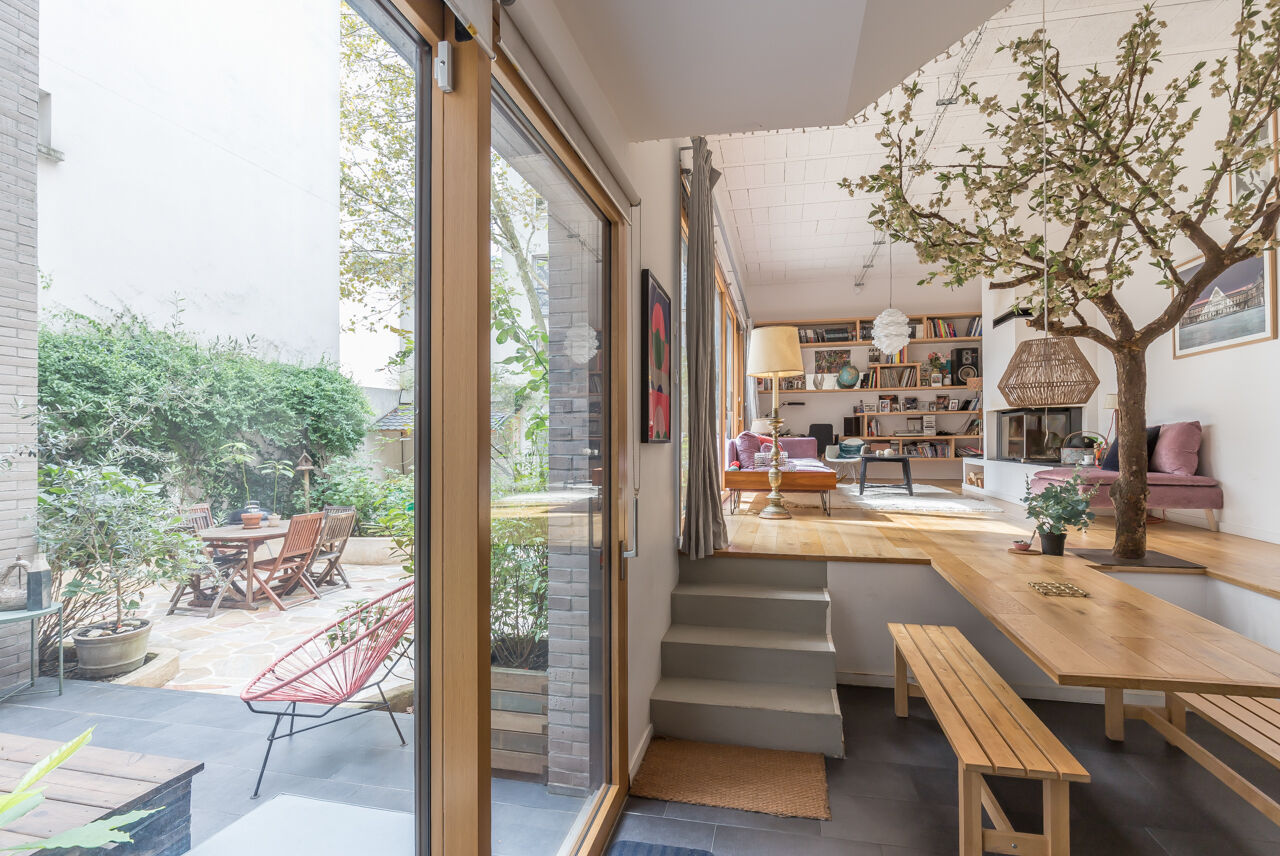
[915,530,1280,741]
[199,522,291,611]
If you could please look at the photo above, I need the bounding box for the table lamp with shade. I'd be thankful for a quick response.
[746,326,804,520]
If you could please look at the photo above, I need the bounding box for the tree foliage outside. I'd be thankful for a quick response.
[39,311,370,518]
[852,0,1280,558]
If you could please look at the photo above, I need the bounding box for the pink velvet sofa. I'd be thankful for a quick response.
[724,435,831,473]
[1029,421,1222,531]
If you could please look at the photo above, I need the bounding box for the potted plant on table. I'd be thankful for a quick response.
[217,441,262,527]
[259,458,294,526]
[38,462,205,677]
[1022,470,1097,557]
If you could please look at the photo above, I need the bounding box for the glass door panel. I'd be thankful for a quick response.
[489,87,610,856]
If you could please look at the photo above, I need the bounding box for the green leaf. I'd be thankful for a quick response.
[14,730,93,793]
[2,809,159,851]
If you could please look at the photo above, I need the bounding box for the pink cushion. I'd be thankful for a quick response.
[733,432,767,470]
[1151,421,1202,476]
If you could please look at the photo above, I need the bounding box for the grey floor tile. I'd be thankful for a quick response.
[825,756,921,802]
[492,775,588,813]
[611,813,716,851]
[712,824,880,856]
[621,796,668,816]
[821,791,956,851]
[662,801,820,836]
[1147,826,1280,856]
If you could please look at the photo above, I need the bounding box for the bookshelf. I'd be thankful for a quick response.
[754,312,985,464]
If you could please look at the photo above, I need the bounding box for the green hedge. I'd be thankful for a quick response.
[39,311,371,517]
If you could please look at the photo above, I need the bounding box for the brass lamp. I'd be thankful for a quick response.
[747,326,804,520]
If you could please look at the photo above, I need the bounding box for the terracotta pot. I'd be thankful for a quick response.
[242,512,264,529]
[72,619,151,678]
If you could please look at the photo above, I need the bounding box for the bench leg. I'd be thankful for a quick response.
[894,643,909,718]
[959,767,983,856]
[1166,691,1187,732]
[1204,508,1219,532]
[1043,779,1070,854]
[1105,687,1125,741]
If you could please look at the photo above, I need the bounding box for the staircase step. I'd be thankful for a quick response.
[662,624,835,687]
[679,555,828,587]
[671,582,830,633]
[650,677,844,757]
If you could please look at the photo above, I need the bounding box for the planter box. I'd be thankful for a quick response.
[342,536,402,565]
[491,666,548,779]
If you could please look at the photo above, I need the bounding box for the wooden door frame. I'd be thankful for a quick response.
[389,3,631,852]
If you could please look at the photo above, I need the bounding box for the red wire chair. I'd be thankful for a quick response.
[240,579,414,797]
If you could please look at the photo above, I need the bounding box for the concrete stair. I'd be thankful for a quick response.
[650,556,844,757]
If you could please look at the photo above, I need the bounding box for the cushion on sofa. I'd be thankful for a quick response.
[1151,421,1202,476]
[733,432,767,469]
[1100,424,1161,471]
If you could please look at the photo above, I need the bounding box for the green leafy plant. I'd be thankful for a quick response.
[217,442,256,508]
[39,310,370,518]
[1023,470,1097,536]
[490,515,548,671]
[258,458,295,513]
[852,0,1280,558]
[36,462,205,656]
[0,729,158,852]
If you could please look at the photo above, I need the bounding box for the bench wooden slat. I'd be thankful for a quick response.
[889,622,996,775]
[904,624,1027,777]
[924,625,1054,778]
[942,626,1091,783]
[0,759,154,810]
[0,735,200,787]
[1177,693,1280,771]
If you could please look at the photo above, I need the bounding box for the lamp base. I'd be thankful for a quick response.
[759,417,791,520]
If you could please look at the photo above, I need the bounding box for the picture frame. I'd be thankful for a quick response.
[903,396,918,411]
[936,395,950,410]
[640,269,672,443]
[906,417,924,434]
[813,348,852,374]
[928,402,937,412]
[1172,251,1277,359]
[948,399,961,411]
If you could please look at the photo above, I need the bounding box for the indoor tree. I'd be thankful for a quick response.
[849,1,1280,558]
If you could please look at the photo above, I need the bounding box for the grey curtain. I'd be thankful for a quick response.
[680,138,727,558]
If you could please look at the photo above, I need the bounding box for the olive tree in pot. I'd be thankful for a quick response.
[1022,470,1097,556]
[38,462,205,677]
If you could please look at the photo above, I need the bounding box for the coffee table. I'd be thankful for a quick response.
[858,454,914,496]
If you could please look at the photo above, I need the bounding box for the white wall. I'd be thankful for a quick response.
[624,139,683,774]
[37,0,340,364]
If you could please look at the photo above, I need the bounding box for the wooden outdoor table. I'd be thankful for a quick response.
[924,539,1280,740]
[199,522,289,611]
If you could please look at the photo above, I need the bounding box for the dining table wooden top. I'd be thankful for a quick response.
[198,522,290,543]
[905,525,1280,698]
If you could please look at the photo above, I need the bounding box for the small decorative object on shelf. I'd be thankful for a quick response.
[0,555,28,611]
[837,365,860,388]
[26,563,52,612]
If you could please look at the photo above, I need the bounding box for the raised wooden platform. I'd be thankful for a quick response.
[0,733,203,855]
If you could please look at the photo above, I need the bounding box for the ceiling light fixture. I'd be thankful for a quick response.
[872,238,911,354]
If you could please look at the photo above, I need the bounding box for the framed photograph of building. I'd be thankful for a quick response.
[1173,252,1277,359]
[641,269,672,442]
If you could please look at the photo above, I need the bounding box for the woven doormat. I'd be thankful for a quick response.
[630,738,830,820]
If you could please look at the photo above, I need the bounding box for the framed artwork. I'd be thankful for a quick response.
[948,399,961,411]
[641,269,672,442]
[1231,114,1278,206]
[1172,252,1277,359]
[813,348,851,374]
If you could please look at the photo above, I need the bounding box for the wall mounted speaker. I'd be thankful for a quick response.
[843,417,858,438]
[956,364,978,383]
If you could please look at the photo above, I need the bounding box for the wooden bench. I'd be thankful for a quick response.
[0,733,203,855]
[890,623,1090,855]
[1133,691,1280,825]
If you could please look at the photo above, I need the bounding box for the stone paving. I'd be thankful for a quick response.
[135,562,409,695]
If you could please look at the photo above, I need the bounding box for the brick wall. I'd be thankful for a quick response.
[0,0,40,690]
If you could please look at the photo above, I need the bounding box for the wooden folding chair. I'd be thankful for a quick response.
[308,509,357,593]
[168,503,246,618]
[242,512,324,611]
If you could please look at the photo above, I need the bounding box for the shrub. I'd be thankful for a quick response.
[490,514,548,670]
[39,310,371,517]
[37,462,205,656]
[306,455,412,537]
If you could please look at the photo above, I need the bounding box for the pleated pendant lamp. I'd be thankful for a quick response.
[996,3,1098,409]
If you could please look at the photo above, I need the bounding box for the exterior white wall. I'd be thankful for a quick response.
[37,0,340,364]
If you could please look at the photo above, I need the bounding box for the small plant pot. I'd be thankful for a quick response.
[266,513,282,527]
[1039,531,1067,556]
[242,512,264,529]
[72,619,152,678]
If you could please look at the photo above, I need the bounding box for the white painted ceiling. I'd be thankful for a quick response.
[708,0,1241,321]
[547,0,1011,141]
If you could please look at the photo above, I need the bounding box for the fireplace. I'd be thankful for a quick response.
[995,408,1082,463]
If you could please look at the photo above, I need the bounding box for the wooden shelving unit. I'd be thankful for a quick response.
[755,311,986,464]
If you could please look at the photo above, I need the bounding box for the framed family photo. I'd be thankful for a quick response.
[1172,252,1277,359]
[640,269,672,442]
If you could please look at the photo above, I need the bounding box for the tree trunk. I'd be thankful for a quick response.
[1111,348,1149,559]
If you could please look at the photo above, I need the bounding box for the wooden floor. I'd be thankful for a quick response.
[723,480,1280,599]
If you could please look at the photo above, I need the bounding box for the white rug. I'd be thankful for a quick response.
[784,483,1003,514]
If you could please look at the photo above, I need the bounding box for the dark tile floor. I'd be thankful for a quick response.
[609,685,1280,855]
[2,679,582,855]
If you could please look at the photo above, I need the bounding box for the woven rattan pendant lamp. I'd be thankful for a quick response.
[996,3,1098,409]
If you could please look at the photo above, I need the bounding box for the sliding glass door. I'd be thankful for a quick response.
[489,86,612,855]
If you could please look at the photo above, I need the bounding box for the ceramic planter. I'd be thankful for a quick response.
[242,512,264,529]
[1040,531,1066,556]
[266,513,282,527]
[72,619,152,678]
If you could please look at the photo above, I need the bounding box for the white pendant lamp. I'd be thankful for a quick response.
[872,236,912,353]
